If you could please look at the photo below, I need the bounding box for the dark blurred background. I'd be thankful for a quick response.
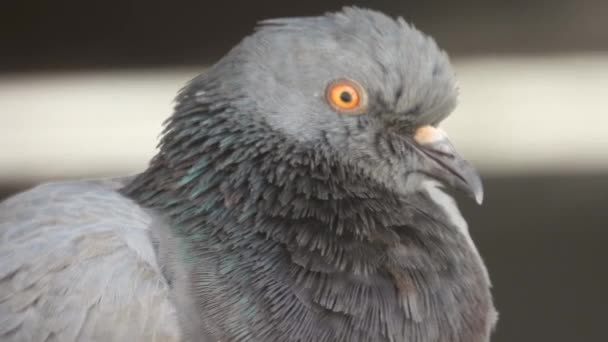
[2,0,608,72]
[1,1,607,341]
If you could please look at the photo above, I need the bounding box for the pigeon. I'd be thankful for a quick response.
[0,7,496,342]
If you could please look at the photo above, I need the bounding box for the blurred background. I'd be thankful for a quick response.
[1,1,607,341]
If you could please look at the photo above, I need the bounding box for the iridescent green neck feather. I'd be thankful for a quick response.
[121,79,492,342]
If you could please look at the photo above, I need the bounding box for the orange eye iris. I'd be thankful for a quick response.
[326,79,366,114]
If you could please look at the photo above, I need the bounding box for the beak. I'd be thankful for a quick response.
[413,125,484,204]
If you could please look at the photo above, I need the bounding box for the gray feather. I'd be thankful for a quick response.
[0,179,181,341]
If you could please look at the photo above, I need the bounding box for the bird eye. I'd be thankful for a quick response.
[326,79,367,114]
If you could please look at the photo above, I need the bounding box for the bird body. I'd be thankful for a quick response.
[0,7,496,342]
[0,178,181,341]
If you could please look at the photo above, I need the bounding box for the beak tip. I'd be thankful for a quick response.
[462,168,484,205]
[474,189,484,205]
[469,173,484,205]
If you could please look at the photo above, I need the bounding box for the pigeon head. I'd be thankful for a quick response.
[178,7,482,204]
[125,7,495,342]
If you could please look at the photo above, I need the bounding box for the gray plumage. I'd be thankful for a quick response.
[0,7,496,342]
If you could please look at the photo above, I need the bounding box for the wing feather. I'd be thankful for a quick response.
[0,179,181,341]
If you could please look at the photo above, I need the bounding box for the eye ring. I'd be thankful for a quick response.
[325,79,367,115]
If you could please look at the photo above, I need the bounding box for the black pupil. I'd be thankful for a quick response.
[340,91,352,103]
